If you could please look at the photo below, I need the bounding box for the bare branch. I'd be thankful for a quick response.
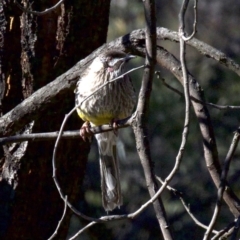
[156,28,240,76]
[151,47,240,218]
[182,0,198,41]
[211,221,236,240]
[0,124,130,145]
[156,71,240,111]
[1,27,240,137]
[48,196,68,240]
[14,0,64,16]
[204,128,240,240]
[230,216,240,240]
[172,0,191,186]
[68,221,97,240]
[131,0,173,239]
[155,176,219,234]
[144,1,194,229]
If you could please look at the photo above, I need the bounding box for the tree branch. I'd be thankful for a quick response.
[204,128,240,240]
[1,26,240,219]
[1,27,240,137]
[150,47,240,218]
[131,1,173,240]
[47,196,68,240]
[156,28,240,76]
[0,124,129,145]
[155,176,219,234]
[156,71,240,111]
[14,0,64,16]
[182,0,198,41]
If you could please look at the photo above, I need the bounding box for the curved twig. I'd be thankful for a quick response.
[155,176,219,234]
[14,0,64,16]
[47,196,68,240]
[182,0,198,41]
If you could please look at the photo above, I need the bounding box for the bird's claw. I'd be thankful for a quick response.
[80,121,92,141]
[110,119,119,136]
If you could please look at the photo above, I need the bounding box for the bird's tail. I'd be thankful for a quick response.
[95,131,122,211]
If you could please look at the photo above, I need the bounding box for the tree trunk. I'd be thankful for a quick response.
[0,1,110,239]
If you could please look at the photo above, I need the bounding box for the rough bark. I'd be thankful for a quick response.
[0,1,110,239]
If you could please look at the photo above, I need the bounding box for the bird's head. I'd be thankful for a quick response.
[90,50,135,76]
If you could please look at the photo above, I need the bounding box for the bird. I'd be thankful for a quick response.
[74,50,136,211]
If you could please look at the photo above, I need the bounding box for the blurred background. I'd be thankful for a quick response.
[69,0,240,239]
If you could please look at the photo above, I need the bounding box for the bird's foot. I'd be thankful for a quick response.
[80,121,92,141]
[110,118,119,136]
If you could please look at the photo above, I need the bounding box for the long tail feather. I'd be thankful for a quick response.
[95,131,122,211]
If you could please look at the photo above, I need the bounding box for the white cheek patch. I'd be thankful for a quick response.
[90,58,104,72]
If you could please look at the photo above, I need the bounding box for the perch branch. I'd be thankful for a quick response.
[0,124,129,145]
[1,27,240,137]
[0,27,240,220]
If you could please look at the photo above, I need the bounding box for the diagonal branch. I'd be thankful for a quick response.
[204,128,240,240]
[0,27,240,219]
[153,46,240,217]
[1,27,240,137]
[156,27,240,76]
[155,176,219,234]
[131,1,173,240]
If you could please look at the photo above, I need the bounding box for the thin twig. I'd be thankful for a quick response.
[156,27,240,77]
[68,221,97,240]
[155,0,194,218]
[230,216,240,240]
[155,71,240,110]
[182,0,198,41]
[69,175,191,240]
[0,123,130,145]
[14,0,64,16]
[132,0,174,239]
[48,196,68,240]
[204,128,240,240]
[155,176,219,234]
[151,36,240,220]
[211,220,236,240]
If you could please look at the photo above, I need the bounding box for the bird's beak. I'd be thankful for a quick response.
[124,55,136,62]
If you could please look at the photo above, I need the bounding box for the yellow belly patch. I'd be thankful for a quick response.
[76,108,115,126]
